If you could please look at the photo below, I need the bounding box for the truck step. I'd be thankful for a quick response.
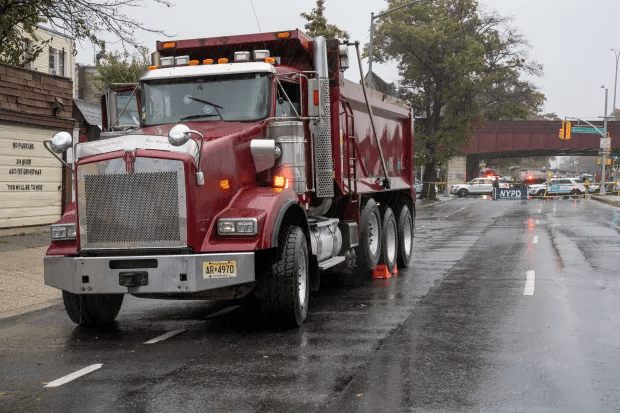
[318,256,346,270]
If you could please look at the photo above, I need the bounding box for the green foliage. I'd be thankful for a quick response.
[300,0,349,40]
[0,2,48,66]
[371,0,544,194]
[0,0,170,67]
[92,48,150,94]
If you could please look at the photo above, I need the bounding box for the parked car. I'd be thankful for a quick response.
[414,182,438,195]
[450,177,508,197]
[529,178,586,197]
[587,184,600,193]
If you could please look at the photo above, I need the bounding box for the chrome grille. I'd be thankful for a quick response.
[77,158,187,249]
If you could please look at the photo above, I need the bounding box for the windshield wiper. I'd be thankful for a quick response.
[186,96,224,120]
[178,114,219,122]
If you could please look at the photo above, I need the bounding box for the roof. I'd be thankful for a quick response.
[141,62,276,81]
[73,99,101,128]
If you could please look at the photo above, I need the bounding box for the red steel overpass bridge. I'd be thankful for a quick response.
[463,120,620,179]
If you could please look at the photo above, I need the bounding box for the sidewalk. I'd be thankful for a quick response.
[0,225,61,319]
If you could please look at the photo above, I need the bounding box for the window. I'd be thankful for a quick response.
[23,40,33,69]
[48,47,65,76]
[58,49,65,77]
[49,47,56,75]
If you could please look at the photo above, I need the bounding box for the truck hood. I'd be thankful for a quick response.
[135,121,265,142]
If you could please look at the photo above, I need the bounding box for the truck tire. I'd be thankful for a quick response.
[357,198,381,271]
[62,291,124,326]
[457,189,468,198]
[260,225,309,327]
[379,207,398,274]
[396,204,414,268]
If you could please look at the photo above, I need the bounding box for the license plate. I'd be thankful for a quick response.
[203,261,237,278]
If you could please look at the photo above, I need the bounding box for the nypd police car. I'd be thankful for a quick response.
[529,178,586,197]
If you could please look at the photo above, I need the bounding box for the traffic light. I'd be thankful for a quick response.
[559,121,565,139]
[565,121,571,139]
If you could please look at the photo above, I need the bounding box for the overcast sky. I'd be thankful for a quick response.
[76,0,620,120]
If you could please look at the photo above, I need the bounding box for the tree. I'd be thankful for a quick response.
[0,0,171,67]
[300,0,349,40]
[92,48,150,95]
[371,0,544,198]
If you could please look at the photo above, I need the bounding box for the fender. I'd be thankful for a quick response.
[200,187,304,252]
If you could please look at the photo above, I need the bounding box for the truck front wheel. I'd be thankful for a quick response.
[260,225,309,327]
[62,291,124,326]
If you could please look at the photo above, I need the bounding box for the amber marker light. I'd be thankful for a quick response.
[203,59,214,65]
[188,60,199,66]
[162,42,176,49]
[277,32,290,38]
[219,179,230,190]
[147,65,158,71]
[313,90,320,106]
[218,58,229,64]
[273,175,287,188]
[265,57,276,64]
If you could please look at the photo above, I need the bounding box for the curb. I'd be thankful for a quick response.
[590,195,620,208]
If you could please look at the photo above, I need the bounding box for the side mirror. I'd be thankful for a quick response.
[168,124,191,146]
[50,131,73,154]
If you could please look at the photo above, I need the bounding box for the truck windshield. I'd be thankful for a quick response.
[141,73,270,125]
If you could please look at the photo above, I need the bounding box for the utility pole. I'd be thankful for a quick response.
[612,49,620,118]
[601,87,608,195]
[367,0,426,89]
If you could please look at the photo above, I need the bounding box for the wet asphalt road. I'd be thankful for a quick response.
[1,196,620,412]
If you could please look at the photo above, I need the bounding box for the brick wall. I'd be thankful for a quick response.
[0,64,73,119]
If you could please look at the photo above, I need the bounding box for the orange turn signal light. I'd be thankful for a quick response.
[162,42,176,49]
[203,59,214,65]
[218,58,228,64]
[277,32,290,39]
[147,65,158,71]
[219,179,230,190]
[265,57,275,64]
[188,60,199,66]
[313,90,319,106]
[273,175,287,188]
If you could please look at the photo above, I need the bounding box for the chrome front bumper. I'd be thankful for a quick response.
[44,252,255,295]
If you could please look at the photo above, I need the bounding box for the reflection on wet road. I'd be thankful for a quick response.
[1,197,619,412]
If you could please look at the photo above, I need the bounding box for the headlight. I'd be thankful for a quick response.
[51,223,77,240]
[217,218,258,236]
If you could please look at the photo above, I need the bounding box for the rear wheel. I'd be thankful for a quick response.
[62,291,124,326]
[259,225,309,327]
[357,198,381,271]
[396,204,414,268]
[457,189,468,198]
[379,207,398,274]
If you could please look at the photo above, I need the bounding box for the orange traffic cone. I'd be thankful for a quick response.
[372,265,391,279]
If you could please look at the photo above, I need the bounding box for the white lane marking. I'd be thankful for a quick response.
[206,305,241,319]
[144,329,186,344]
[419,207,468,228]
[533,236,539,244]
[44,364,103,388]
[523,271,535,296]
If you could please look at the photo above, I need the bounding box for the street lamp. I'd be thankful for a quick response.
[611,49,619,118]
[367,0,426,89]
[601,86,608,195]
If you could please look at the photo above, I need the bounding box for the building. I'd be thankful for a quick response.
[0,63,75,228]
[21,26,77,98]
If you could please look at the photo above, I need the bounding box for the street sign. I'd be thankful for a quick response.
[494,188,529,200]
[601,138,611,148]
[571,127,603,134]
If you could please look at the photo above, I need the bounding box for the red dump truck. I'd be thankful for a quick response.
[43,29,415,327]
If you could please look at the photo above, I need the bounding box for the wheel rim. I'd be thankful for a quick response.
[403,215,412,257]
[387,219,397,262]
[368,212,379,255]
[298,247,307,308]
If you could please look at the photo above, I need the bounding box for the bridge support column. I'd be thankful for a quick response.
[447,156,467,192]
[466,155,480,181]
